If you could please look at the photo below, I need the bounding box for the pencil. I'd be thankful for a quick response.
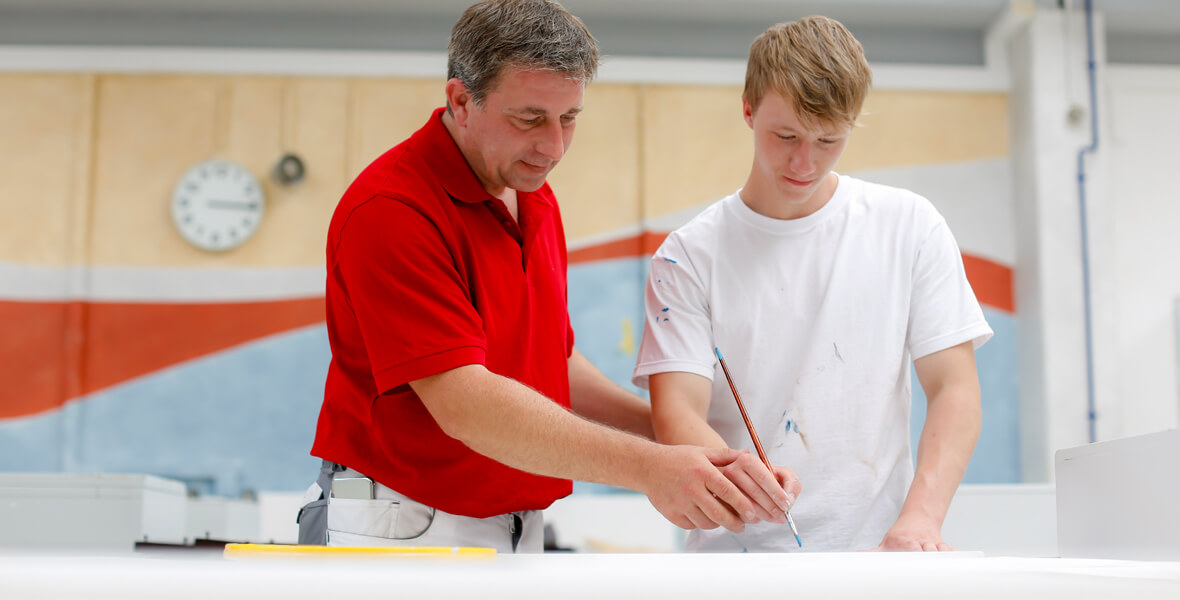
[715,347,802,548]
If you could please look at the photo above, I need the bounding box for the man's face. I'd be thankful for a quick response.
[455,68,584,196]
[744,91,851,212]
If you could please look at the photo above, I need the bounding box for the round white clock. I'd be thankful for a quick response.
[171,159,266,252]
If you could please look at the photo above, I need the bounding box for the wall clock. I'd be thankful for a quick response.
[171,159,265,252]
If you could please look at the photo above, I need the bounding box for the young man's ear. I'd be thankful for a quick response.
[445,78,474,126]
[742,97,755,128]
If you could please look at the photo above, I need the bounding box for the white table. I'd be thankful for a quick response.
[2,551,1178,599]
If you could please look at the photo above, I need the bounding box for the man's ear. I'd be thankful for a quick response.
[445,78,474,126]
[742,97,755,129]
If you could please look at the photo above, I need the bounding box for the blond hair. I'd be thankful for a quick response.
[743,15,872,128]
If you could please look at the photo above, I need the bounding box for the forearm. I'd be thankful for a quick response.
[568,348,654,440]
[649,372,728,448]
[653,400,727,448]
[899,382,981,527]
[413,364,660,492]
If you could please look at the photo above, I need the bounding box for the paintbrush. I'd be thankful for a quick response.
[715,347,802,548]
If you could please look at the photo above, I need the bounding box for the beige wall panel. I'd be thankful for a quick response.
[243,78,350,265]
[839,90,1010,173]
[546,84,641,242]
[641,85,751,220]
[0,74,93,266]
[91,76,353,266]
[348,78,445,178]
[89,75,221,265]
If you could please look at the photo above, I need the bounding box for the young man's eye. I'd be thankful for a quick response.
[560,114,577,126]
[519,117,540,126]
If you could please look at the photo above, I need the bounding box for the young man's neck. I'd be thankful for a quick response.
[740,171,838,221]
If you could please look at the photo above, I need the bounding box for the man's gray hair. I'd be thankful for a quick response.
[448,0,599,105]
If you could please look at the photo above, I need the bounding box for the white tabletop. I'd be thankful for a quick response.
[3,551,1180,599]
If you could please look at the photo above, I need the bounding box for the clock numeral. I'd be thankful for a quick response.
[179,198,189,208]
[196,226,205,235]
[242,218,253,227]
[229,229,238,238]
[185,183,198,192]
[199,169,209,180]
[182,214,192,224]
[248,203,259,211]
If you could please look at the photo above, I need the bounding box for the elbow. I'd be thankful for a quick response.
[409,364,487,443]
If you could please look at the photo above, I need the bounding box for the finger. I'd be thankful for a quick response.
[723,467,781,523]
[685,506,722,531]
[921,541,939,552]
[661,510,695,531]
[702,446,743,467]
[939,543,955,552]
[735,457,791,514]
[776,468,803,508]
[702,477,750,532]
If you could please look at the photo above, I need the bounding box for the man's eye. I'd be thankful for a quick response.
[519,117,540,126]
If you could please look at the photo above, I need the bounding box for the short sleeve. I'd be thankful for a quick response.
[632,235,718,389]
[906,218,994,360]
[333,197,487,393]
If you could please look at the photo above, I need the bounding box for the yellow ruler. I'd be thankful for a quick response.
[223,543,497,560]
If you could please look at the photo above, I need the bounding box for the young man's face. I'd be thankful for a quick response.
[451,67,584,196]
[744,91,851,215]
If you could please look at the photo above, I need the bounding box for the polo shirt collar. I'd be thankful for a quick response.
[412,107,496,205]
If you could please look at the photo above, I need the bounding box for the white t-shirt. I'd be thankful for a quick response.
[633,175,993,552]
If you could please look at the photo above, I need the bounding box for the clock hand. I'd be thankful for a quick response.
[206,199,260,210]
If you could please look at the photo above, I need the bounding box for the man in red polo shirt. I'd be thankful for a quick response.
[299,0,801,553]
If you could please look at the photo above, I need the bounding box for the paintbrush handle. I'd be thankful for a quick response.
[716,352,775,473]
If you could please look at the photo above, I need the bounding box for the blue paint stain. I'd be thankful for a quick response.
[785,419,798,434]
[662,258,678,264]
[662,318,669,322]
[657,279,662,283]
[661,308,669,312]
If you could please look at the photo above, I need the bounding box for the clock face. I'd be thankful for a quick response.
[171,160,266,252]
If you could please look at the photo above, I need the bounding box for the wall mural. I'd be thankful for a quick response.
[0,74,1019,497]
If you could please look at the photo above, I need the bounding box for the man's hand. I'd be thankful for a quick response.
[869,514,953,552]
[639,445,766,533]
[714,451,799,524]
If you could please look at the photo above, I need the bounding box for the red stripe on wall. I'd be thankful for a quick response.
[0,298,324,420]
[568,232,668,263]
[569,231,1015,313]
[0,301,73,421]
[961,254,1015,313]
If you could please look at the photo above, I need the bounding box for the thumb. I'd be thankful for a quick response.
[702,446,742,466]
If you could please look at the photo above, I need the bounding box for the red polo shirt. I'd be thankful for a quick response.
[311,107,575,517]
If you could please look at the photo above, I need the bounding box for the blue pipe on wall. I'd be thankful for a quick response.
[1075,0,1099,443]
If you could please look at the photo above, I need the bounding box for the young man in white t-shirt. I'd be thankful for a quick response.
[633,16,993,552]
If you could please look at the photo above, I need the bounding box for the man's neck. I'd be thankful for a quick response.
[442,109,518,221]
[740,171,837,220]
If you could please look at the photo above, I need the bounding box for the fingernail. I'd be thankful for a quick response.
[785,493,796,507]
[744,510,756,522]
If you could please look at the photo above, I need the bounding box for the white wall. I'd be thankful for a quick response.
[1101,65,1180,438]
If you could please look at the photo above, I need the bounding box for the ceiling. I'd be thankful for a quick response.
[0,0,1176,65]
